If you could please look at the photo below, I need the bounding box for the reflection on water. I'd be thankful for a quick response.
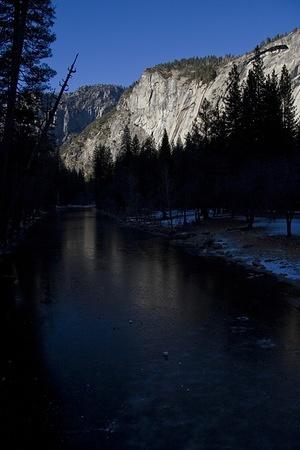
[1,209,300,449]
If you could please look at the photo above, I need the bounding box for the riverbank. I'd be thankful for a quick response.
[0,211,50,258]
[0,205,96,259]
[118,212,300,302]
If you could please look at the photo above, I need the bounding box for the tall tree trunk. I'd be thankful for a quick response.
[0,0,29,242]
[183,209,187,225]
[2,0,29,153]
[246,211,254,230]
[202,207,209,220]
[286,211,293,238]
[164,170,173,229]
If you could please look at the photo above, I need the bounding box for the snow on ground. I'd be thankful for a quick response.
[156,211,300,236]
[161,211,196,227]
[144,211,300,283]
[214,218,300,281]
[56,204,96,209]
[216,234,300,281]
[254,217,300,236]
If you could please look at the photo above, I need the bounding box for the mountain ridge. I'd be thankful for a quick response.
[54,84,125,145]
[60,28,300,175]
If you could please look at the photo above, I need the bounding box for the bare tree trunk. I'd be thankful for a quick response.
[164,171,173,229]
[202,207,209,220]
[27,54,79,169]
[246,211,254,230]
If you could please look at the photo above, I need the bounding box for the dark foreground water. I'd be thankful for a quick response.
[2,210,300,450]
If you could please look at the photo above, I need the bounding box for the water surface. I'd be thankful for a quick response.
[1,209,300,449]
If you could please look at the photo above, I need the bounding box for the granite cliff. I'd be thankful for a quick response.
[54,84,125,145]
[61,29,300,175]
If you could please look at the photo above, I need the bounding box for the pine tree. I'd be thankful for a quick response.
[239,56,265,227]
[189,122,202,148]
[120,125,132,157]
[140,136,156,159]
[138,137,158,210]
[159,129,171,163]
[94,145,113,208]
[278,65,298,236]
[158,130,173,224]
[132,134,140,156]
[261,70,282,156]
[252,46,265,98]
[224,64,242,138]
[0,0,56,243]
[241,48,265,158]
[0,0,56,146]
[209,105,226,148]
[199,98,213,142]
[241,70,260,157]
[115,126,141,212]
[280,64,297,151]
[172,137,189,220]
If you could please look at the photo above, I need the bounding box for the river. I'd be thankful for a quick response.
[1,209,300,449]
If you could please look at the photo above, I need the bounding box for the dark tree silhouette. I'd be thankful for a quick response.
[0,0,56,244]
[93,60,300,238]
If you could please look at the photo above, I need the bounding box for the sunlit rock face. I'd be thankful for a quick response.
[61,29,300,175]
[54,84,125,145]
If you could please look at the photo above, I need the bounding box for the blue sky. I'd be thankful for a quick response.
[50,0,300,90]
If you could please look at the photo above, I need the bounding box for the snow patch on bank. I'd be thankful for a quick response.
[134,211,300,284]
[218,235,300,281]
